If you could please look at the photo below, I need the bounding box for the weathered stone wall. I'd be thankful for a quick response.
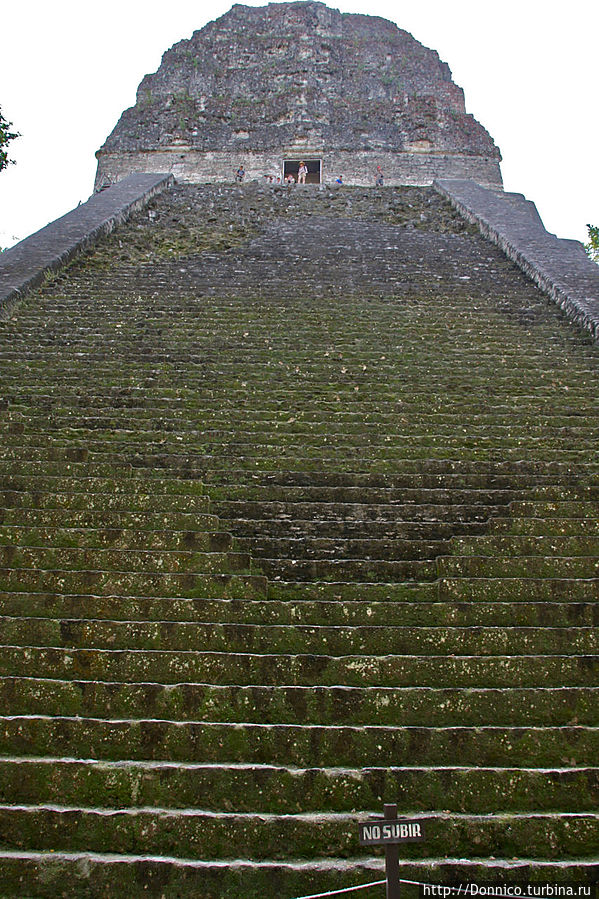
[95,1,502,189]
[96,149,502,190]
[435,179,599,341]
[0,174,173,318]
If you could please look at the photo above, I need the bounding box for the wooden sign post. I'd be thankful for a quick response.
[358,803,426,899]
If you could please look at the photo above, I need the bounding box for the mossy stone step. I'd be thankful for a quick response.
[265,581,433,601]
[438,555,599,578]
[492,517,599,537]
[5,404,598,431]
[1,647,596,688]
[0,855,597,899]
[528,485,599,501]
[1,618,596,656]
[0,507,220,531]
[2,592,597,627]
[1,439,591,467]
[0,526,233,553]
[439,577,599,602]
[0,448,589,479]
[7,395,597,419]
[225,517,487,540]
[214,501,506,523]
[2,678,597,725]
[0,852,384,899]
[234,535,449,562]
[11,418,599,443]
[201,468,583,489]
[258,556,436,582]
[451,535,599,557]
[0,546,250,575]
[1,716,596,767]
[509,501,599,518]
[0,805,597,860]
[2,444,598,486]
[9,431,595,461]
[0,489,210,513]
[0,475,205,496]
[1,759,596,814]
[0,569,267,598]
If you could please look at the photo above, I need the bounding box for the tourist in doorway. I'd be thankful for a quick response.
[298,161,308,184]
[235,164,245,182]
[375,165,384,187]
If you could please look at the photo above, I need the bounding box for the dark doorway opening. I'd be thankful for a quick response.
[284,159,321,184]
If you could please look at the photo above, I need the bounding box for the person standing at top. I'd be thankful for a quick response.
[298,161,308,185]
[375,165,384,187]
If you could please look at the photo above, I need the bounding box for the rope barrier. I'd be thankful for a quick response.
[291,879,386,898]
[400,882,530,899]
[291,877,534,899]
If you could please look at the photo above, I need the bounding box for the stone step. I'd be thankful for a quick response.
[258,556,437,582]
[0,526,233,553]
[0,447,588,478]
[439,578,599,602]
[1,758,596,814]
[0,618,596,657]
[201,467,586,488]
[0,647,596,688]
[0,546,250,575]
[0,438,591,466]
[0,489,210,513]
[451,535,599,557]
[2,442,597,478]
[0,804,597,860]
[1,716,596,767]
[0,475,205,496]
[0,568,267,598]
[214,500,507,523]
[1,591,597,627]
[7,416,599,441]
[0,459,578,491]
[526,485,599,501]
[6,379,597,401]
[233,535,449,561]
[225,517,487,540]
[1,678,596,726]
[0,853,596,899]
[492,517,599,537]
[4,402,598,429]
[438,556,599,579]
[0,507,220,531]
[509,501,599,518]
[8,427,597,457]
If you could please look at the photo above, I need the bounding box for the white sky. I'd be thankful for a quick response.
[0,0,597,248]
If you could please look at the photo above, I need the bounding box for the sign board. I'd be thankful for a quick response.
[359,818,425,846]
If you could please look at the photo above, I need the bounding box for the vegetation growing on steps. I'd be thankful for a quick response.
[0,183,597,894]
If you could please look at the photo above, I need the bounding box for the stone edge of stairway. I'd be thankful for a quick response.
[0,173,175,317]
[434,178,599,342]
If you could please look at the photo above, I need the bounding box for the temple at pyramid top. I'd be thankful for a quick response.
[95,1,502,189]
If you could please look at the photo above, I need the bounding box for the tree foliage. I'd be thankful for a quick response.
[585,224,599,264]
[0,106,19,173]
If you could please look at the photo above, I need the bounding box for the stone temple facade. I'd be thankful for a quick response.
[95,1,503,189]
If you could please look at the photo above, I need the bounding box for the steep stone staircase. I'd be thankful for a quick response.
[0,184,597,896]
